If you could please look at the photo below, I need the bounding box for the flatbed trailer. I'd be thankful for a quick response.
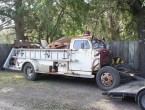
[103,76,145,110]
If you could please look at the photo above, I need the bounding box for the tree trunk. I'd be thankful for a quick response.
[138,11,145,77]
[133,0,145,77]
[14,0,25,40]
[15,19,25,40]
[108,11,120,40]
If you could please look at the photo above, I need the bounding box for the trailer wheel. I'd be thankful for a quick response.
[96,66,120,91]
[116,64,132,84]
[137,90,145,110]
[23,63,39,81]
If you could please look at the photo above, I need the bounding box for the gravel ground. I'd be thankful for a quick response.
[0,71,141,110]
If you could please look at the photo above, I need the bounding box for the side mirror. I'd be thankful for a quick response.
[81,42,85,49]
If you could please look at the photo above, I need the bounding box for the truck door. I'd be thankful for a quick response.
[69,39,92,73]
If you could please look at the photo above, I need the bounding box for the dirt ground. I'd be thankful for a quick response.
[0,70,141,110]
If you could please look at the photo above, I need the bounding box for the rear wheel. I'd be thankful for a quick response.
[137,90,145,110]
[96,66,120,91]
[23,63,39,81]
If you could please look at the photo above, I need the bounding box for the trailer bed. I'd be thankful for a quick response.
[104,81,145,98]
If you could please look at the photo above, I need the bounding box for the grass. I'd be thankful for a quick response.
[0,70,54,89]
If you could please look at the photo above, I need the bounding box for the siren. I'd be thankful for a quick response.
[84,31,90,36]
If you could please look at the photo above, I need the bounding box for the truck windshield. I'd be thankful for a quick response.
[92,39,106,49]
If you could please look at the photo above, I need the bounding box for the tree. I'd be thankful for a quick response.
[132,0,145,77]
[0,0,25,40]
[0,0,138,42]
[14,0,25,40]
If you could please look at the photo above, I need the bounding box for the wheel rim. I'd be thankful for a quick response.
[26,66,34,77]
[141,95,145,108]
[101,72,114,86]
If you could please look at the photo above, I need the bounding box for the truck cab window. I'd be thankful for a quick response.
[73,40,90,49]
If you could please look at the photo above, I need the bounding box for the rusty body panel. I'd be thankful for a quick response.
[48,37,71,49]
[13,40,40,48]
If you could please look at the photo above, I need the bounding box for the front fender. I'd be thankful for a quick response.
[92,58,100,71]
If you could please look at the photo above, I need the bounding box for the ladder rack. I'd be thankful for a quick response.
[12,48,75,61]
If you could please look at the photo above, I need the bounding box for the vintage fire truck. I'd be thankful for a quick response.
[3,32,131,91]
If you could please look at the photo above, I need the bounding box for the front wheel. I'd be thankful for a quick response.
[137,90,145,110]
[96,66,120,91]
[23,63,39,81]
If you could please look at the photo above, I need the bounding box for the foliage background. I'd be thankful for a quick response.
[0,0,142,44]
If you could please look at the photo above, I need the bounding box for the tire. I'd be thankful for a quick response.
[23,63,39,81]
[116,64,132,84]
[96,66,120,91]
[137,90,145,110]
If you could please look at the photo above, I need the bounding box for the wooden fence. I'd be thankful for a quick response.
[0,44,12,68]
[108,41,139,71]
[0,41,139,71]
